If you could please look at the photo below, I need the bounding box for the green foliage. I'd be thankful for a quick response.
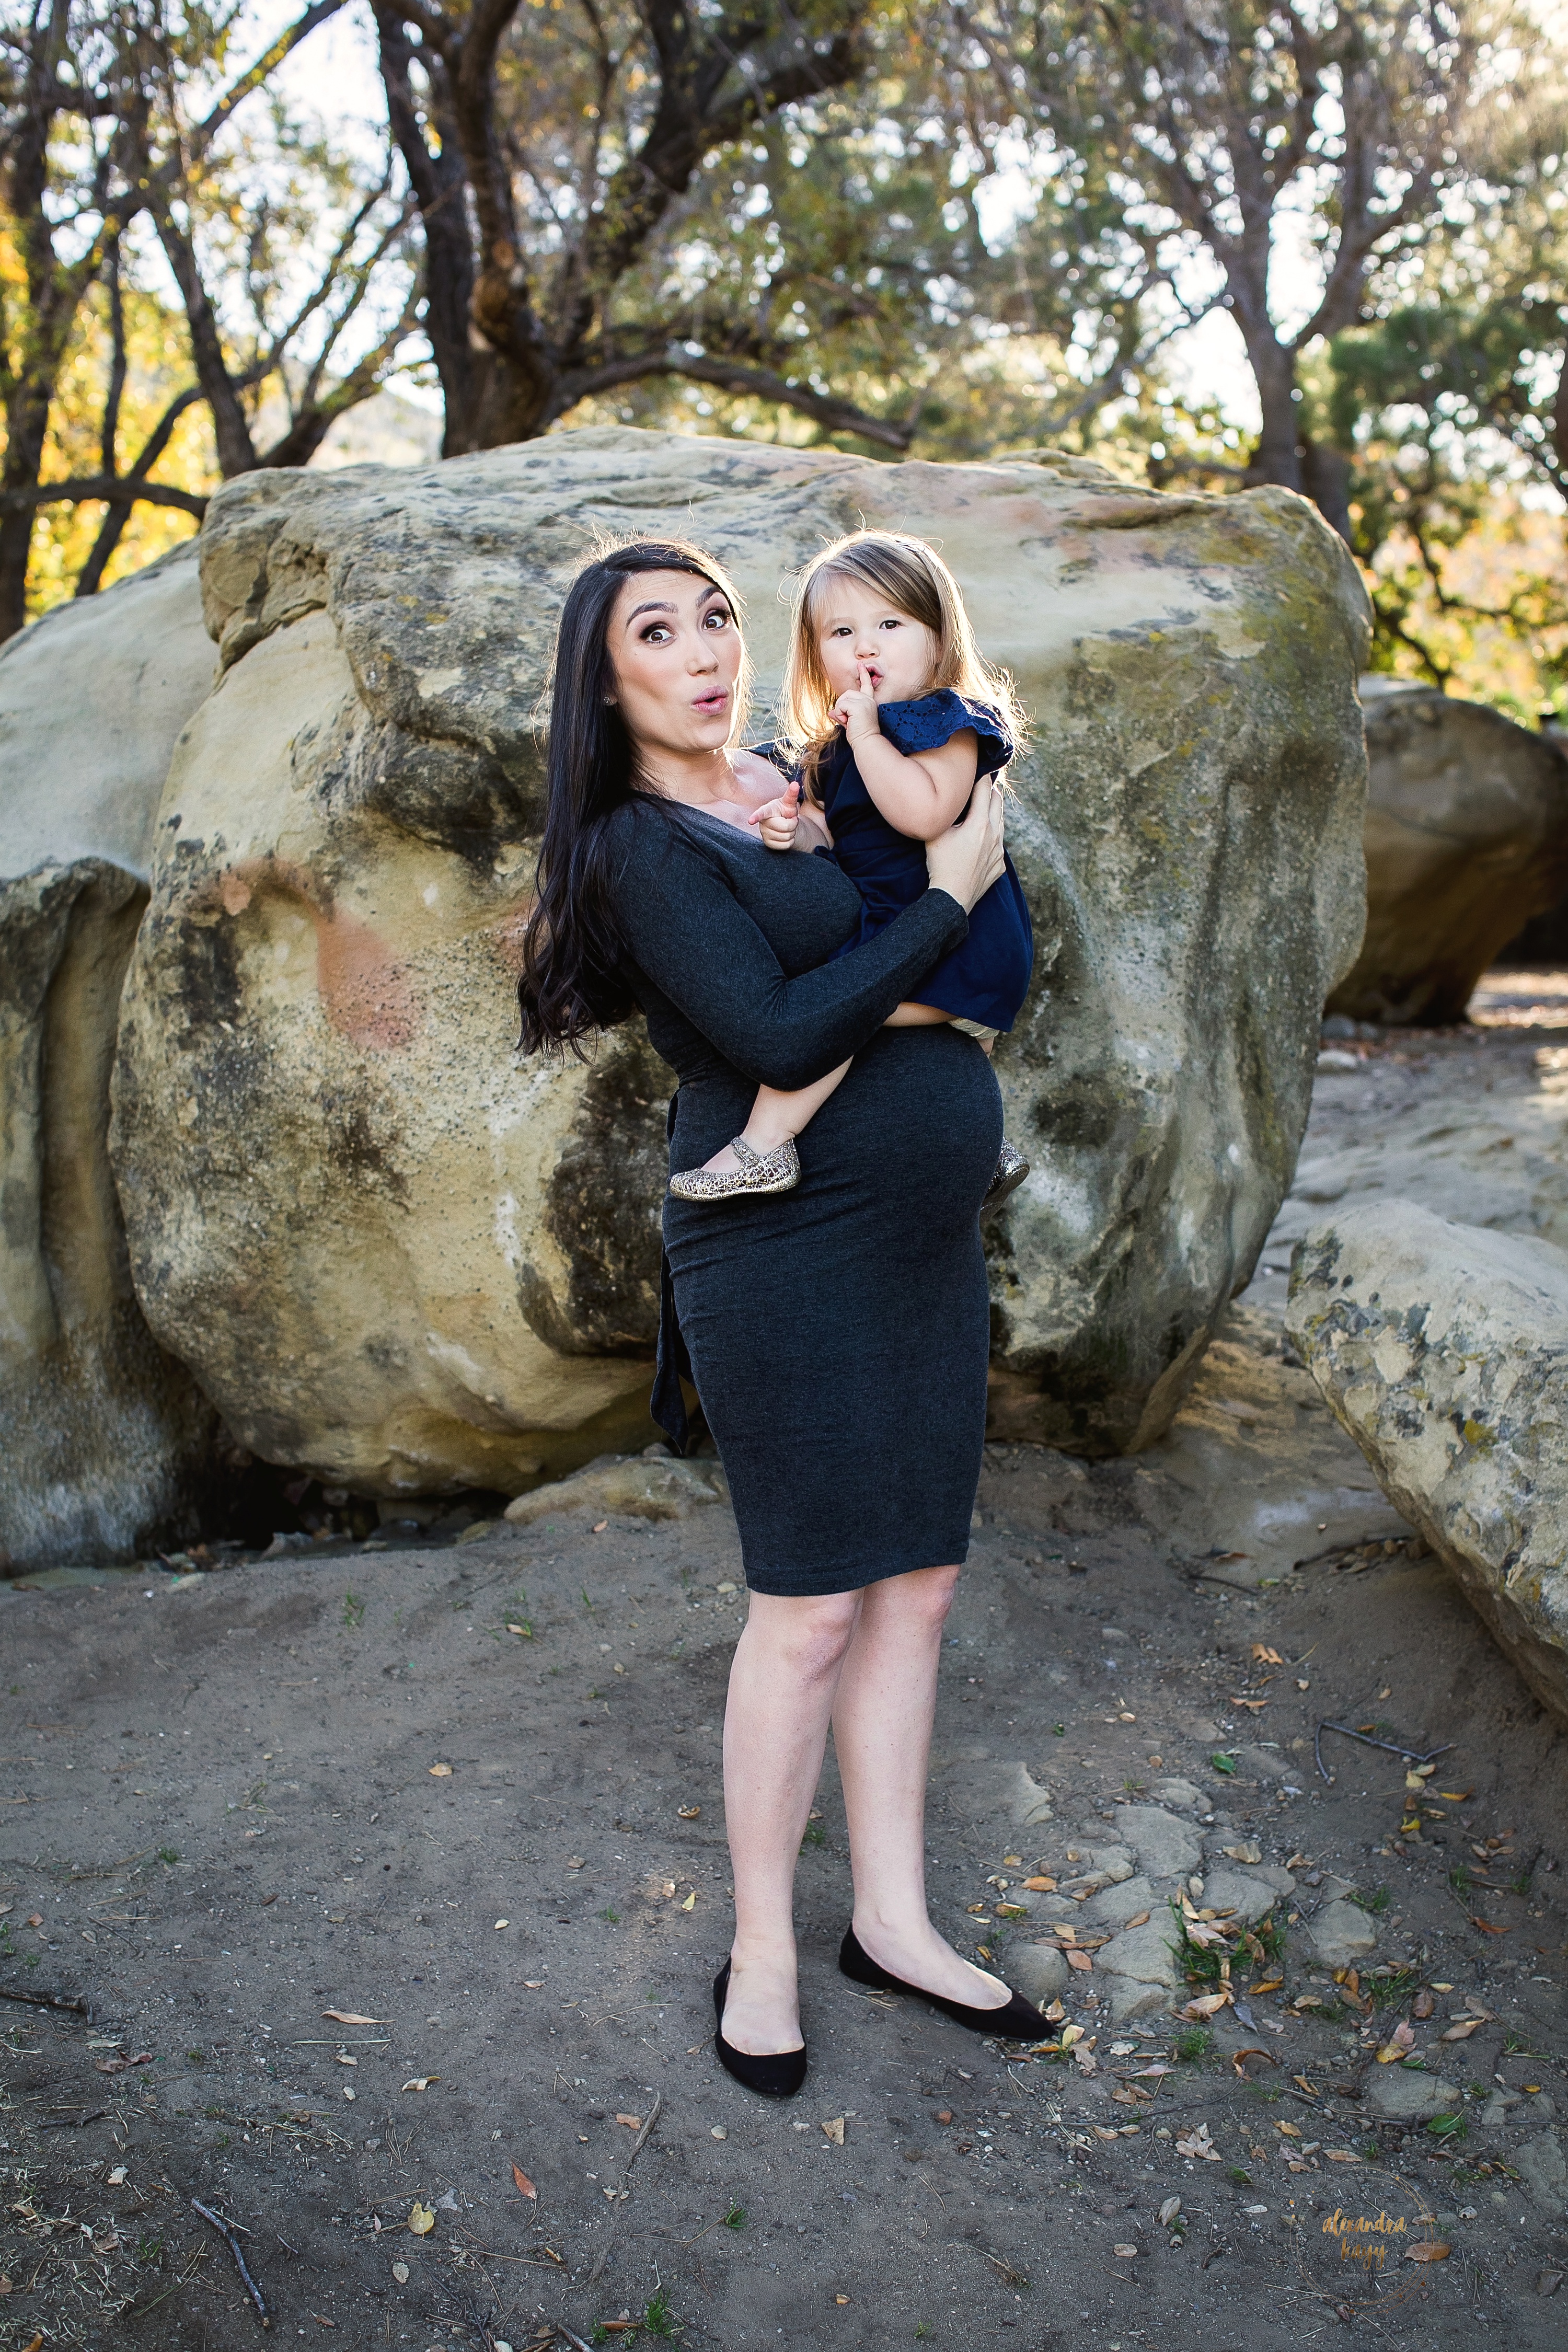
[158,1847,179,1865]
[1347,1887,1391,1915]
[1210,1752,1238,1776]
[724,2204,746,2230]
[341,1590,365,1629]
[1427,2112,1467,2140]
[1173,2025,1213,2062]
[800,1820,827,1851]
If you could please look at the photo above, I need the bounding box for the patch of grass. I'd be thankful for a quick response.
[916,2327,932,2342]
[1448,1865,1474,1899]
[600,1908,621,1925]
[1122,1778,1146,1794]
[158,1847,179,1865]
[800,1821,826,1851]
[723,2204,746,2230]
[1347,1886,1391,1914]
[1369,1966,1422,2005]
[1174,2026,1213,2063]
[1053,1724,1066,1736]
[135,2233,164,2266]
[1360,2138,1381,2162]
[1228,2166,1252,2185]
[187,2048,205,2063]
[642,2287,678,2338]
[341,1590,365,1629]
[1503,2032,1539,2057]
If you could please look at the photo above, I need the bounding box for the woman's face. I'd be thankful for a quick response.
[606,568,743,764]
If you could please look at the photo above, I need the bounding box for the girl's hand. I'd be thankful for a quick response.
[750,779,801,850]
[829,661,882,745]
[926,778,1006,912]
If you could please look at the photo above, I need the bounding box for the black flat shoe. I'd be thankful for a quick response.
[838,1925,1044,2040]
[712,1960,808,2098]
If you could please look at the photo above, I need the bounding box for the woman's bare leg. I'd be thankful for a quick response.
[721,1588,860,2054]
[832,1565,1010,2007]
[697,1063,852,1179]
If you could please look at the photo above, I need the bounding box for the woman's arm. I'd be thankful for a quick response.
[610,808,969,1093]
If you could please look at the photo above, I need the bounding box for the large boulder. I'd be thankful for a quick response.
[1327,681,1568,1026]
[101,429,1368,1492]
[1286,1201,1568,1727]
[0,546,222,1566]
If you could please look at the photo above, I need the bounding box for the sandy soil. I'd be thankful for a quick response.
[2,978,1566,2351]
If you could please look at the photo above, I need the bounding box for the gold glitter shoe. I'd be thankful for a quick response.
[667,1134,801,1201]
[983,1138,1029,1209]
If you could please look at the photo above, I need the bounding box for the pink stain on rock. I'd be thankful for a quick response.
[210,858,418,1052]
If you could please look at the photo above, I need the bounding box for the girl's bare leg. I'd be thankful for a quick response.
[697,1062,851,1179]
[721,1589,860,2054]
[832,1565,1010,2006]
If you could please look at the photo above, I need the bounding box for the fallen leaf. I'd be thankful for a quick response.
[1023,1875,1056,1892]
[428,1763,453,1778]
[681,1892,696,1911]
[1158,2195,1182,2228]
[1251,1645,1284,1663]
[1252,1976,1284,1995]
[1230,2048,1275,2077]
[407,2203,435,2236]
[523,1980,544,1989]
[677,1804,700,1819]
[335,2051,358,2067]
[494,1918,509,1930]
[1180,1991,1232,2020]
[322,2011,385,2025]
[391,2260,410,2283]
[1092,2124,1120,2141]
[1066,1950,1093,1972]
[1222,1843,1262,1864]
[1123,1909,1152,1929]
[835,2293,851,2307]
[505,1622,530,1636]
[1441,2020,1481,2040]
[511,2165,537,2203]
[1276,2121,1302,2138]
[615,2114,642,2129]
[1406,2241,1450,2263]
[1412,1988,1435,2019]
[25,1915,41,1929]
[1042,1999,1066,2022]
[1174,2123,1220,2161]
[401,2077,439,2092]
[1325,2149,1363,2163]
[1232,1699,1268,1712]
[1113,2242,1139,2258]
[107,2166,127,2187]
[1472,1918,1509,1935]
[821,2117,845,2145]
[1438,1790,1472,1802]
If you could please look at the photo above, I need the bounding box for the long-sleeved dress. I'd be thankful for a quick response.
[606,797,1000,1598]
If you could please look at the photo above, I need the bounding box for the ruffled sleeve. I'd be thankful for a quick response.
[874,690,1012,778]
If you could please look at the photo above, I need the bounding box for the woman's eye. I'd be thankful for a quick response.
[641,624,673,642]
[704,609,730,629]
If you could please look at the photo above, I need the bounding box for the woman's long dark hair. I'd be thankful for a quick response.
[516,536,749,1057]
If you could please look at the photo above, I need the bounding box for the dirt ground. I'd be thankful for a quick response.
[3,984,1567,2352]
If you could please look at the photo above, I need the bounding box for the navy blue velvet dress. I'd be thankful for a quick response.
[814,690,1034,1033]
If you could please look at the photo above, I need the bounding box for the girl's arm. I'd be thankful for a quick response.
[833,663,979,840]
[609,804,970,1093]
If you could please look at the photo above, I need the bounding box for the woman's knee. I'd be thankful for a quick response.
[864,1562,961,1634]
[743,1590,860,1682]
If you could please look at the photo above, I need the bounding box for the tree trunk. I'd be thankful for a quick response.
[0,386,54,643]
[1245,336,1305,493]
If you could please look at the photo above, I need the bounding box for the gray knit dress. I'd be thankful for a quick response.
[608,799,1001,1597]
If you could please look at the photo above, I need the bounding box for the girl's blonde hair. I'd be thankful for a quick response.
[779,529,1027,792]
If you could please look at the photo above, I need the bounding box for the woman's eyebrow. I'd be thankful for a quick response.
[625,597,677,623]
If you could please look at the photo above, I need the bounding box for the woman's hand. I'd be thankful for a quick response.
[925,779,1006,912]
[749,779,802,850]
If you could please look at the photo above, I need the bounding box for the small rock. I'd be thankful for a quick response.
[1363,2068,1462,2124]
[1085,1874,1161,1931]
[504,1455,728,1526]
[1094,1917,1180,2022]
[1147,1778,1204,1812]
[1008,1943,1068,2007]
[1301,1897,1377,1968]
[1200,1863,1296,1927]
[1515,2131,1567,2216]
[1110,1805,1204,1884]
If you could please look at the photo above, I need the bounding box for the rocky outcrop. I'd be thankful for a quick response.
[99,429,1368,1497]
[1328,682,1568,1026]
[0,546,222,1566]
[1286,1201,1568,1727]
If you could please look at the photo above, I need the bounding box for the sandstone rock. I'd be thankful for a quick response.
[1198,1863,1295,1927]
[933,1755,1054,1827]
[1109,1805,1204,1884]
[1328,681,1568,1025]
[1286,1201,1568,1728]
[1083,1874,1161,1931]
[0,547,222,1566]
[502,1452,729,1527]
[1007,1943,1069,2008]
[1515,2131,1567,2215]
[1094,1917,1181,2021]
[92,429,1367,1496]
[1363,2066,1462,2124]
[1147,1778,1205,1812]
[1301,1898,1379,1968]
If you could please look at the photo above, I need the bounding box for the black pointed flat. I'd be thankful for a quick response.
[712,1960,808,2098]
[838,1924,1045,2040]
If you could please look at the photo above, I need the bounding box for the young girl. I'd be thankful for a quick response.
[667,529,1034,1205]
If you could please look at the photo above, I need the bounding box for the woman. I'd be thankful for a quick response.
[517,537,1043,2094]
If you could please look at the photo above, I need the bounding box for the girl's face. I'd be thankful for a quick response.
[812,572,939,705]
[606,569,743,760]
